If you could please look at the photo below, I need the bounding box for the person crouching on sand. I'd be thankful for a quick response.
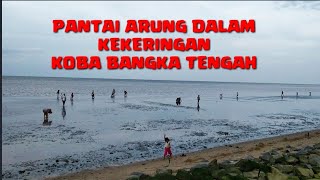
[111,89,116,98]
[163,134,172,163]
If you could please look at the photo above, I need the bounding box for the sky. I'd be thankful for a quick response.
[2,1,320,84]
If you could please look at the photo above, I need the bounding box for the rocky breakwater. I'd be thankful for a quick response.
[126,143,320,180]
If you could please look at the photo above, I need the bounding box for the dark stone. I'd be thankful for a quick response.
[18,170,25,174]
[190,164,211,177]
[129,172,151,180]
[126,175,139,180]
[309,154,320,167]
[295,167,314,178]
[212,169,227,178]
[152,173,175,180]
[176,169,191,180]
[274,164,294,173]
[219,160,235,169]
[235,159,260,172]
[313,143,320,149]
[266,167,288,180]
[208,159,219,170]
[296,146,314,155]
[298,155,309,164]
[312,166,320,173]
[285,155,298,164]
[260,152,275,163]
[259,163,272,173]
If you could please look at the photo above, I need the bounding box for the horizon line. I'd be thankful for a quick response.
[2,75,320,86]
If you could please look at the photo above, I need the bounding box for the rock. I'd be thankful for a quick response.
[285,156,298,164]
[311,149,320,155]
[275,156,286,164]
[226,167,242,176]
[274,164,294,173]
[211,169,227,179]
[260,152,275,163]
[126,175,139,180]
[219,160,236,169]
[208,159,219,170]
[295,167,314,178]
[190,163,209,170]
[244,155,255,160]
[270,149,280,155]
[298,155,309,163]
[296,146,314,155]
[259,163,272,173]
[190,163,211,178]
[18,170,25,174]
[235,159,260,172]
[243,170,259,179]
[273,154,284,163]
[314,143,320,149]
[303,163,313,169]
[266,167,288,180]
[258,171,267,180]
[176,169,191,180]
[152,173,175,180]
[312,167,320,173]
[129,172,150,180]
[131,172,144,176]
[287,176,299,180]
[221,174,247,180]
[309,154,320,167]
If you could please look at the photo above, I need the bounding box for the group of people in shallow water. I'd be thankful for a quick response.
[54,89,313,109]
[56,90,68,106]
[46,89,314,164]
[281,91,312,99]
[56,89,129,105]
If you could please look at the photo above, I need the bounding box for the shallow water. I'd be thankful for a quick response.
[2,76,320,179]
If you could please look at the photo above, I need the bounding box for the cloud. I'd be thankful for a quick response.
[3,48,43,55]
[276,1,320,11]
[2,1,320,84]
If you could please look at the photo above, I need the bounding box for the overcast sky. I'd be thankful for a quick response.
[2,1,320,84]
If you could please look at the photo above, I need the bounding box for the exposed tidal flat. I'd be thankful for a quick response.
[2,76,320,179]
[50,130,320,180]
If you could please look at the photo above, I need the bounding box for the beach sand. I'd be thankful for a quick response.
[48,129,320,180]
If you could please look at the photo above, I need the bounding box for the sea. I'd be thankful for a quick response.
[2,76,320,179]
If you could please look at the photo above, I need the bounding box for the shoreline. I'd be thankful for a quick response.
[48,129,320,180]
[4,75,320,86]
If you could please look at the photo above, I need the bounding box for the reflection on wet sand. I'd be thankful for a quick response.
[62,106,66,119]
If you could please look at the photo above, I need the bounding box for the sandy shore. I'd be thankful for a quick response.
[48,129,320,180]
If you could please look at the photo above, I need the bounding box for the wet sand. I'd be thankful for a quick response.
[48,129,320,180]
